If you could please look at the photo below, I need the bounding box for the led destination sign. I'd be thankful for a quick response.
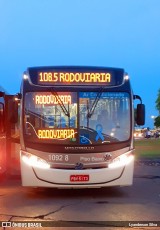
[38,129,76,139]
[38,71,115,85]
[35,94,71,105]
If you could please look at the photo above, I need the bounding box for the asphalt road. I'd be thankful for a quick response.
[0,162,160,230]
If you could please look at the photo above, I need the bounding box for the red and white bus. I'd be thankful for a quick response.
[18,66,145,188]
[0,91,20,178]
[0,91,6,175]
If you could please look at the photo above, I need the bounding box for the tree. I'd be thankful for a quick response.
[155,89,160,115]
[154,116,160,128]
[154,89,160,128]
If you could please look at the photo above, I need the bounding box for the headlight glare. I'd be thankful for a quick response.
[22,152,50,169]
[108,152,134,169]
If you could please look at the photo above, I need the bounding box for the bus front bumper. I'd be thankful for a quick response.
[20,153,134,188]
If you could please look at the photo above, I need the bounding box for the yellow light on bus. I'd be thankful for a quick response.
[35,94,71,105]
[38,129,75,139]
[14,97,19,101]
[39,72,111,84]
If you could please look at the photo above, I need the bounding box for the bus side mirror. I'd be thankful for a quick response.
[0,102,5,133]
[8,99,18,124]
[136,104,145,126]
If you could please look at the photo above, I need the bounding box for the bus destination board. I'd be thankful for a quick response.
[38,71,115,85]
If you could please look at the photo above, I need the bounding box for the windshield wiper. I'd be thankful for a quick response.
[51,90,70,117]
[87,87,105,119]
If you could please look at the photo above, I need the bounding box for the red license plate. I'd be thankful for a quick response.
[70,175,89,182]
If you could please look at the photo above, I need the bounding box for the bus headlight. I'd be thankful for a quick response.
[108,152,134,169]
[21,152,50,169]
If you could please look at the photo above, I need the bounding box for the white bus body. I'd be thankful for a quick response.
[19,66,144,188]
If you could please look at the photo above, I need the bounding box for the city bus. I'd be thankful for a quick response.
[19,66,145,188]
[0,91,6,176]
[0,91,20,178]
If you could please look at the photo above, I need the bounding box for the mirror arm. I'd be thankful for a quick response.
[133,95,142,104]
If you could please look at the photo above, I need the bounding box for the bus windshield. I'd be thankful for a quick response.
[24,91,130,145]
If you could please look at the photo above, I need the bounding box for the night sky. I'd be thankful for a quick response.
[1,0,160,128]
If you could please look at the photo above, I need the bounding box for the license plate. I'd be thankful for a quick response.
[70,175,89,182]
